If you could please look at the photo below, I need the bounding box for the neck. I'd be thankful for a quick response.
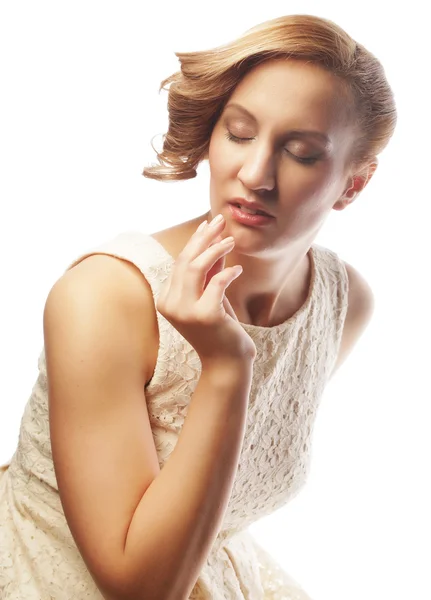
[223,237,313,327]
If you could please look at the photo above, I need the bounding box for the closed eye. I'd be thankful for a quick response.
[224,131,319,165]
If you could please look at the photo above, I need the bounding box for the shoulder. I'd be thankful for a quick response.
[330,259,375,378]
[45,254,159,381]
[343,260,375,321]
[60,253,154,309]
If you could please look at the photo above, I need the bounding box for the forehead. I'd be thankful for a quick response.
[226,58,352,134]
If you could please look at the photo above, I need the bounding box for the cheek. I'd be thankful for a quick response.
[277,167,341,223]
[208,141,236,181]
[279,166,330,200]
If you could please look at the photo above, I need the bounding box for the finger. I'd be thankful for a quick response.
[203,234,225,290]
[204,253,225,291]
[190,236,235,291]
[165,237,234,310]
[167,219,224,298]
[199,265,243,319]
[206,235,241,322]
[185,217,226,261]
[223,294,239,322]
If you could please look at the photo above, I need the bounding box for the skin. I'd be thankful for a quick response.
[152,58,378,376]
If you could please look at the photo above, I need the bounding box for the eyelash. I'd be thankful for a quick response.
[224,131,319,165]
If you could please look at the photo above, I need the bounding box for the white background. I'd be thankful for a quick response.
[0,2,430,599]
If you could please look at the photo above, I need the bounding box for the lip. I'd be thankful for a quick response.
[228,198,274,218]
[228,204,274,227]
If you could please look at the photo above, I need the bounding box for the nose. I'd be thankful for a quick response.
[237,145,277,192]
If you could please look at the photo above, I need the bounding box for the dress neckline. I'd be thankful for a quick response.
[147,233,317,331]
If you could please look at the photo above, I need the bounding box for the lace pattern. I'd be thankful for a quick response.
[0,230,348,599]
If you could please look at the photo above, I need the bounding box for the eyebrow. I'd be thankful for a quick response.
[224,102,331,146]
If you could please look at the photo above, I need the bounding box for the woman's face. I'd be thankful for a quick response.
[207,58,360,253]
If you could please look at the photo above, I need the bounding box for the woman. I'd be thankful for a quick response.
[0,14,396,600]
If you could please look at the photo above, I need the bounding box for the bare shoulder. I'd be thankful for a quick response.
[59,253,154,311]
[49,253,159,384]
[330,260,375,378]
[66,253,150,294]
[343,260,375,319]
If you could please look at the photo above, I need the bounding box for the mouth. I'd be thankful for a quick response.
[229,202,273,218]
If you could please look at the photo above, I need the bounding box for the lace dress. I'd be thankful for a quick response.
[0,230,348,599]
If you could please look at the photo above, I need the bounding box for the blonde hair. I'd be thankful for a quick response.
[143,14,397,182]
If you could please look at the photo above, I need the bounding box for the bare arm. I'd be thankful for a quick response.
[45,255,252,600]
[123,365,251,600]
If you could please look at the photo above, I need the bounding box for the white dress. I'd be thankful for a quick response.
[0,230,348,599]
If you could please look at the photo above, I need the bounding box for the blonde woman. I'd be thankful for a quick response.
[0,14,396,600]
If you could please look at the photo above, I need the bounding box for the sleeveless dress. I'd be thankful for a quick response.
[0,230,349,599]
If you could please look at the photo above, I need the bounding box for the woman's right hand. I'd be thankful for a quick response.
[156,214,257,368]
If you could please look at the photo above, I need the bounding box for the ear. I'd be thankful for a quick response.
[333,159,379,211]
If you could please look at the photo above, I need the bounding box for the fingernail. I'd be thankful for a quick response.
[210,214,224,227]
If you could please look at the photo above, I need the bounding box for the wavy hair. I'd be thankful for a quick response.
[143,14,397,182]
